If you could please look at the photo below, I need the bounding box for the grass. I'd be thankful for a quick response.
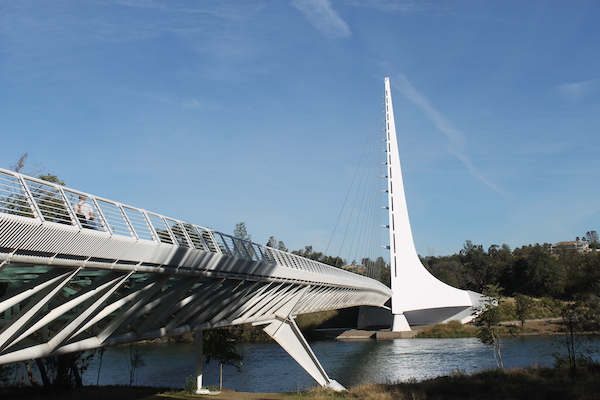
[498,296,561,321]
[0,385,171,400]
[4,367,600,400]
[298,367,600,400]
[415,320,478,338]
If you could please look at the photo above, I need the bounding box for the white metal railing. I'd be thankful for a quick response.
[0,168,385,287]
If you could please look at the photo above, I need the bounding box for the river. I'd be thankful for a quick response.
[57,335,584,392]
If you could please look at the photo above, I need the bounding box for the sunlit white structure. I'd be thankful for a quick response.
[382,77,483,331]
[0,167,392,391]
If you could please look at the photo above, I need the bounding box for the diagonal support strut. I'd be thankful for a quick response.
[261,287,346,392]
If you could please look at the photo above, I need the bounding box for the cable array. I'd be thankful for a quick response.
[326,106,389,280]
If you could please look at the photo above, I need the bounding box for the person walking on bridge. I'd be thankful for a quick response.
[76,195,97,229]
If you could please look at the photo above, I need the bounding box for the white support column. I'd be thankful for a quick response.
[261,288,346,392]
[391,313,411,332]
[194,330,210,395]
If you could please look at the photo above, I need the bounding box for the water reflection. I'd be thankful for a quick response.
[79,336,573,392]
[329,337,561,387]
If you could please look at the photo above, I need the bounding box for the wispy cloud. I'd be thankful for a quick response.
[558,78,600,101]
[1,1,276,82]
[116,88,220,111]
[181,98,218,110]
[394,74,504,196]
[292,0,352,39]
[344,0,424,13]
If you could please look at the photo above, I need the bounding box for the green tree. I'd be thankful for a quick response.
[583,230,599,249]
[38,173,65,185]
[487,244,513,286]
[474,284,505,369]
[555,299,599,382]
[33,351,98,388]
[127,344,146,386]
[322,254,344,268]
[362,256,388,281]
[203,328,244,390]
[291,245,345,268]
[233,222,255,258]
[266,236,288,252]
[292,245,322,261]
[563,251,600,299]
[0,363,15,386]
[514,293,534,329]
[510,244,563,297]
[460,240,491,291]
[233,222,251,241]
[379,263,391,287]
[424,256,467,289]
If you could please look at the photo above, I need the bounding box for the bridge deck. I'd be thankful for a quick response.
[0,167,390,390]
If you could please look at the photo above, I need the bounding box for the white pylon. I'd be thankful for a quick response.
[384,77,483,332]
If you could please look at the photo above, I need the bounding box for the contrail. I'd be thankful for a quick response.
[395,74,505,196]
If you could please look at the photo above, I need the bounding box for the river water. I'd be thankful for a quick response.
[69,335,584,392]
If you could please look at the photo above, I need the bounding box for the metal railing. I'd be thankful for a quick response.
[0,168,384,286]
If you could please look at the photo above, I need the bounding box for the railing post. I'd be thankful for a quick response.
[117,204,136,238]
[17,175,44,221]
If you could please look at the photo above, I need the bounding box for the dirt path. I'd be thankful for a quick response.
[148,391,296,400]
[501,318,563,335]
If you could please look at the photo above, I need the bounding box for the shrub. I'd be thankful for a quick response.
[415,320,478,338]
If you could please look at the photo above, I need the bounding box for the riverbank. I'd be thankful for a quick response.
[500,317,563,335]
[4,366,600,400]
[0,386,292,400]
[314,317,564,340]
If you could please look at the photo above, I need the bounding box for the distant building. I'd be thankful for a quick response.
[550,240,593,254]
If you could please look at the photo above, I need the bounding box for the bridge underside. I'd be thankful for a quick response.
[0,230,390,391]
[0,261,274,362]
[0,257,383,359]
[0,167,391,390]
[0,257,384,390]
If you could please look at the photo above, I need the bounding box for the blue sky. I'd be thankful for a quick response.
[1,0,599,258]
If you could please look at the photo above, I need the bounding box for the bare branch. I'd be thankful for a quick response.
[9,153,28,172]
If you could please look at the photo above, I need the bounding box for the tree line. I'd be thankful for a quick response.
[423,235,600,301]
[261,229,600,303]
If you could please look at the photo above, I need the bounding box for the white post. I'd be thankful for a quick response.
[194,331,210,394]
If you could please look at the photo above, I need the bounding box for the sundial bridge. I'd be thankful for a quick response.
[0,78,482,392]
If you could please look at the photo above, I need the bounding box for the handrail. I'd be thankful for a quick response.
[0,168,388,290]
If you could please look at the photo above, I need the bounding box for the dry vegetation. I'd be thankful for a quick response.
[4,366,600,400]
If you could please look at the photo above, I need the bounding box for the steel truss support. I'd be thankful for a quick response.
[261,288,346,392]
